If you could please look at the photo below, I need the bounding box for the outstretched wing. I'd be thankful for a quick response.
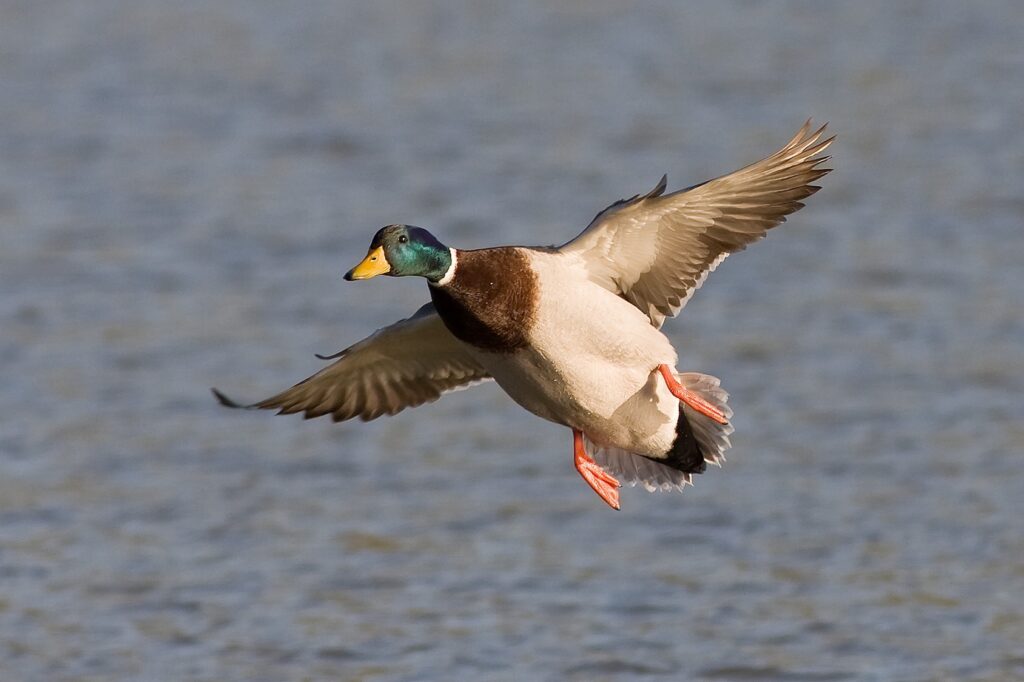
[213,303,491,422]
[560,120,833,328]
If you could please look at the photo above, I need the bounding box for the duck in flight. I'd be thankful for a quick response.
[214,121,833,509]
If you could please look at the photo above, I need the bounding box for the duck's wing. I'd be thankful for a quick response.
[213,303,491,422]
[558,121,833,328]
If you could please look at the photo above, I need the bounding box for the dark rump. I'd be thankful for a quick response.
[648,405,706,474]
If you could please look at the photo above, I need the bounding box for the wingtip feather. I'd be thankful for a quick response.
[211,387,247,409]
[647,174,669,198]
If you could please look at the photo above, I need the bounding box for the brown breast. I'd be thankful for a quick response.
[428,247,539,353]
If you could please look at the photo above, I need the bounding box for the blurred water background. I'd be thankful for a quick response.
[1,2,1023,680]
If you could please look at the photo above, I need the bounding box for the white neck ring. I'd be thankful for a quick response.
[435,247,458,286]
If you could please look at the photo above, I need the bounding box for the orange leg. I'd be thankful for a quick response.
[657,364,729,425]
[573,429,621,510]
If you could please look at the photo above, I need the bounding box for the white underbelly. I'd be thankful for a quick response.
[470,259,683,457]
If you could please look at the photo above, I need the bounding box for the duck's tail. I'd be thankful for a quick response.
[588,372,734,493]
[677,372,734,469]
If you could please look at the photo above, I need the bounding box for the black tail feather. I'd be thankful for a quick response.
[651,405,706,474]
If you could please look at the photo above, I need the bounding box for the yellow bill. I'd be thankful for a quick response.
[344,246,391,280]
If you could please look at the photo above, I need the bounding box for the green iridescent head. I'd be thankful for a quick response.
[344,225,452,283]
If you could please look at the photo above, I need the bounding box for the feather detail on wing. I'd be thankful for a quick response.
[560,120,834,327]
[212,303,491,422]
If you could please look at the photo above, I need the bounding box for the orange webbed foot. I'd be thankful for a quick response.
[657,364,730,425]
[573,429,621,510]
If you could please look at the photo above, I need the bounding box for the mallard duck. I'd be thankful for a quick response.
[214,121,832,509]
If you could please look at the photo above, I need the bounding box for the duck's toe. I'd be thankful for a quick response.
[573,428,621,510]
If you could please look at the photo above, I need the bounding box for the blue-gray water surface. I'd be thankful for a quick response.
[1,2,1023,680]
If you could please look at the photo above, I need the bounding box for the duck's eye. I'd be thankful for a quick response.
[398,235,408,244]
